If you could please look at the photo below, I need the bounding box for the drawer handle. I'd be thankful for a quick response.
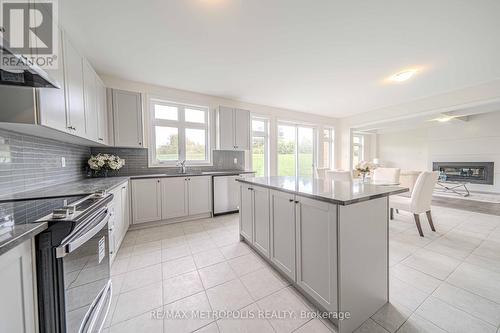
[289,199,294,202]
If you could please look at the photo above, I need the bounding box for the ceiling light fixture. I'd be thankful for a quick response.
[389,69,418,82]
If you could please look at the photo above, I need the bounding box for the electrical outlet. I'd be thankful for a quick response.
[61,157,66,168]
[233,158,238,164]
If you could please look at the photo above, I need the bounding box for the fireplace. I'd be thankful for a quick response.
[432,162,494,185]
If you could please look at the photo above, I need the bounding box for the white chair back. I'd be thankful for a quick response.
[326,170,352,182]
[410,171,439,214]
[399,171,421,196]
[316,168,329,179]
[372,168,401,183]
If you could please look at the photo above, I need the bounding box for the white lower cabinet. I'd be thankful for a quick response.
[187,176,212,215]
[239,184,270,256]
[132,176,212,224]
[132,178,162,224]
[270,189,296,280]
[161,177,188,219]
[295,196,337,311]
[252,186,270,256]
[239,184,254,242]
[240,187,338,311]
[0,240,37,333]
[109,181,130,263]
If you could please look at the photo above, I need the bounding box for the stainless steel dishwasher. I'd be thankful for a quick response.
[212,173,253,215]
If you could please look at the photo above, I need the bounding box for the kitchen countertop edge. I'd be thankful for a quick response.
[0,222,48,256]
[236,177,409,206]
[0,171,255,203]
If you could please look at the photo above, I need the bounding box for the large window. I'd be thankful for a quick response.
[277,123,316,177]
[322,128,335,168]
[352,133,364,168]
[150,99,210,166]
[251,117,269,177]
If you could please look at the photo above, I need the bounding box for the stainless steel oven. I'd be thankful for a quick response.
[35,193,113,333]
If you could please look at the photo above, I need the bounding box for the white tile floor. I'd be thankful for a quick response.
[103,206,500,333]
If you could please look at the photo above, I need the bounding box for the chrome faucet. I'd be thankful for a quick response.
[178,160,187,174]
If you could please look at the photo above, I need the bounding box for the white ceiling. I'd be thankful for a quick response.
[60,0,500,118]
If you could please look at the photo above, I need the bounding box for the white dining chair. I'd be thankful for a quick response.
[326,170,352,182]
[372,167,401,184]
[390,171,439,237]
[316,167,330,179]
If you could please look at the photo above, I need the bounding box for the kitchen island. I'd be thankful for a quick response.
[236,176,408,333]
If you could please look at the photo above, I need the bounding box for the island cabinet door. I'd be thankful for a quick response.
[239,184,254,242]
[252,186,270,257]
[295,196,338,312]
[270,190,296,281]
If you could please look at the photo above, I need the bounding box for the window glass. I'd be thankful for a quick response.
[150,100,210,165]
[155,126,178,161]
[277,125,296,176]
[298,127,314,177]
[185,128,206,160]
[185,108,205,123]
[252,136,265,177]
[155,104,178,121]
[252,120,265,132]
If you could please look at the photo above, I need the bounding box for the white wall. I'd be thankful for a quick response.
[377,128,429,170]
[101,75,339,175]
[376,111,500,193]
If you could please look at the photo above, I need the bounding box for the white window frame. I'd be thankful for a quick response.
[351,133,364,168]
[149,98,211,166]
[251,116,270,176]
[321,127,335,169]
[276,121,317,177]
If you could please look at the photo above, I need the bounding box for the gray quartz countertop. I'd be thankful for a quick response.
[0,177,130,203]
[129,170,255,179]
[236,176,409,205]
[0,170,255,203]
[0,222,47,256]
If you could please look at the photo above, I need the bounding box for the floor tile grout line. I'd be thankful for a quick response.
[430,288,500,328]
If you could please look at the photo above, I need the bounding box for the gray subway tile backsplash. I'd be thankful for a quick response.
[0,128,245,196]
[89,147,245,176]
[0,129,90,196]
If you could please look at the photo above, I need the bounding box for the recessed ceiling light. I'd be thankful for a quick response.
[429,114,455,123]
[389,69,418,82]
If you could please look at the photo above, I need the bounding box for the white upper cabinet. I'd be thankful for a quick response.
[110,89,143,147]
[62,32,86,138]
[83,58,99,141]
[96,77,108,144]
[38,27,68,132]
[234,108,250,150]
[218,106,235,150]
[83,58,108,144]
[217,106,250,150]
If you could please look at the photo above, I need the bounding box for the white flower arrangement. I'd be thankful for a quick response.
[88,153,125,175]
[355,161,376,174]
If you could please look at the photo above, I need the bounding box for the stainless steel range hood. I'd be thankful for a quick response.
[0,37,60,88]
